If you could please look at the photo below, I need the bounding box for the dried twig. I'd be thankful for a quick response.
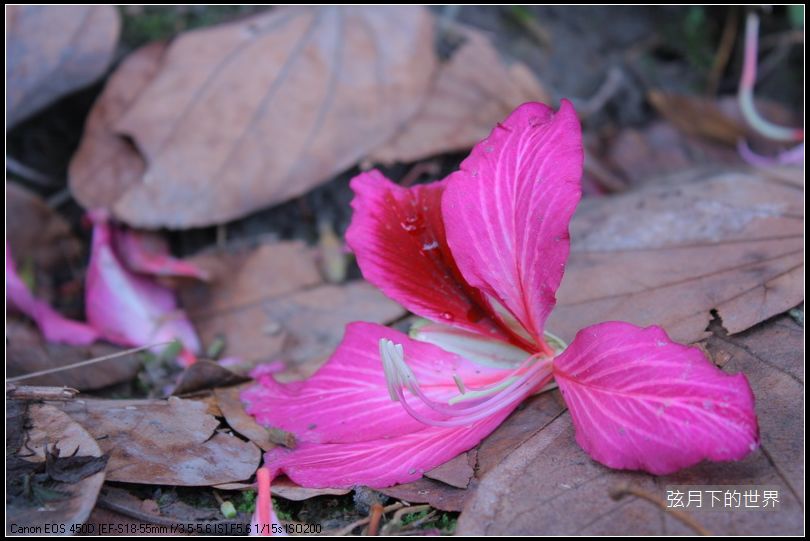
[706,8,739,96]
[6,384,79,400]
[610,483,711,536]
[5,343,166,383]
[328,502,404,536]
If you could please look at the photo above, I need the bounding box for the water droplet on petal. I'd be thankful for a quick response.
[440,312,454,321]
[422,240,439,251]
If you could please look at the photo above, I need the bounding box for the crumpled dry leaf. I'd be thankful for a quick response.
[214,384,278,451]
[7,403,107,533]
[50,397,260,486]
[548,167,803,344]
[6,319,138,391]
[69,42,167,212]
[7,5,120,128]
[371,24,549,164]
[180,240,405,374]
[72,6,437,228]
[457,315,803,535]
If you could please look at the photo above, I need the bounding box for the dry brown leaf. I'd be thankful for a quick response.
[50,397,260,486]
[181,241,321,317]
[180,240,405,373]
[371,24,550,164]
[648,90,749,146]
[7,182,83,271]
[69,42,168,212]
[6,319,139,391]
[214,384,276,451]
[379,391,566,510]
[73,6,436,228]
[379,478,469,513]
[171,360,249,396]
[6,6,120,127]
[548,167,803,344]
[8,403,106,533]
[604,121,742,188]
[423,450,477,489]
[457,315,803,535]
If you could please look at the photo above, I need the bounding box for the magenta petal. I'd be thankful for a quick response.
[442,101,583,343]
[85,217,200,354]
[553,321,759,475]
[242,322,509,444]
[263,406,512,488]
[345,170,510,341]
[115,228,210,280]
[6,244,99,345]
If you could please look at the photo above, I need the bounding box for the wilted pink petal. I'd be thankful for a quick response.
[553,321,759,475]
[263,405,512,488]
[6,244,99,345]
[345,170,512,343]
[115,228,210,280]
[85,216,200,355]
[242,322,509,444]
[442,101,583,348]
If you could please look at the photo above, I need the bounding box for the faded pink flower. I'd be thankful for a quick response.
[243,101,759,491]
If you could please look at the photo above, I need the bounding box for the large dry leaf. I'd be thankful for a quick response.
[548,167,803,344]
[69,42,167,212]
[6,5,120,128]
[6,319,139,391]
[457,315,803,535]
[8,403,106,533]
[371,24,549,164]
[378,391,566,511]
[75,6,436,228]
[50,397,260,486]
[180,240,405,373]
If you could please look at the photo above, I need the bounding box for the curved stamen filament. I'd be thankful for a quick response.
[379,339,554,427]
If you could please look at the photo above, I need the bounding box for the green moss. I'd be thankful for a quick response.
[235,489,257,514]
[119,6,270,48]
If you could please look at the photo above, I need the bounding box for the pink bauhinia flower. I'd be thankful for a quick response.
[85,211,201,364]
[7,243,99,345]
[243,101,759,493]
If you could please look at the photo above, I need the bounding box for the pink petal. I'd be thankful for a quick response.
[115,228,210,280]
[242,322,509,444]
[553,321,759,475]
[345,170,511,342]
[442,101,583,345]
[263,405,512,488]
[85,215,200,354]
[6,244,99,345]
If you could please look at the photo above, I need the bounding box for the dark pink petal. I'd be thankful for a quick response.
[6,244,99,345]
[115,228,210,280]
[553,321,759,475]
[262,405,512,488]
[442,101,583,345]
[345,170,510,342]
[85,216,200,354]
[242,322,511,444]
